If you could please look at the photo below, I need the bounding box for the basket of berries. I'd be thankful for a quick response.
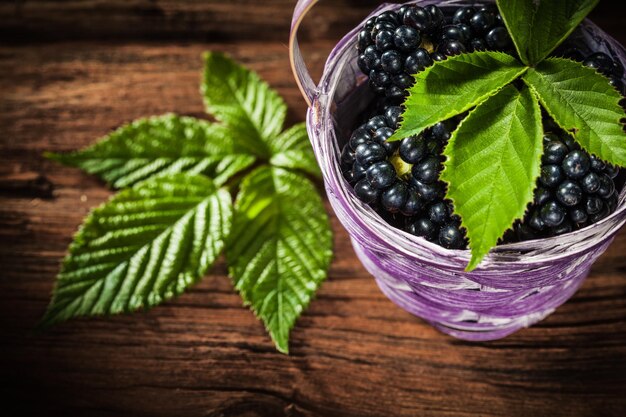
[289,0,626,340]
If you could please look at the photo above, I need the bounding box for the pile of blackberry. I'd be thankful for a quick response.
[507,126,620,243]
[341,4,624,249]
[357,4,513,102]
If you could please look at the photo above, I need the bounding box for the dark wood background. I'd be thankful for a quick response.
[1,1,626,416]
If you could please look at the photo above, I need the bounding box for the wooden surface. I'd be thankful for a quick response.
[1,1,626,416]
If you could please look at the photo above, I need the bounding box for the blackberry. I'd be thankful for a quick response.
[345,4,623,249]
[520,127,621,239]
[356,4,513,98]
[341,109,467,250]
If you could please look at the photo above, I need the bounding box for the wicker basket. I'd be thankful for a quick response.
[289,0,626,341]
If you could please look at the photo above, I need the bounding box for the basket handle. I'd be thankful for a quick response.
[289,0,321,107]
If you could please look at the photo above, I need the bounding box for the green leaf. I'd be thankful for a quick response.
[496,0,537,64]
[441,85,543,271]
[528,0,599,64]
[268,123,320,178]
[390,52,527,142]
[497,0,599,65]
[226,166,332,353]
[40,174,232,327]
[47,114,256,188]
[523,58,626,166]
[201,51,287,158]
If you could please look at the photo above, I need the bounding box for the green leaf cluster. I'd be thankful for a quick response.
[44,52,332,353]
[393,0,626,270]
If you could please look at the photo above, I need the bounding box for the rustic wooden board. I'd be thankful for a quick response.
[1,2,626,416]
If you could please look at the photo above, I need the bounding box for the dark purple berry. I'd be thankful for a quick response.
[485,27,512,50]
[529,211,546,231]
[543,140,569,164]
[407,217,437,240]
[540,164,564,188]
[366,161,396,189]
[355,142,386,166]
[541,201,566,227]
[351,162,367,183]
[556,180,583,207]
[569,206,588,224]
[381,50,403,74]
[551,218,573,236]
[469,38,487,51]
[376,11,399,26]
[604,164,619,179]
[369,70,392,88]
[581,172,601,194]
[429,202,450,224]
[425,5,444,33]
[340,144,356,167]
[393,73,414,89]
[365,115,388,132]
[399,136,426,164]
[394,26,421,52]
[411,179,443,201]
[470,10,496,34]
[590,154,606,172]
[382,181,409,213]
[402,188,424,216]
[431,122,452,141]
[349,128,371,151]
[362,45,381,70]
[431,51,447,62]
[596,174,615,198]
[404,49,433,74]
[562,150,590,179]
[403,6,432,32]
[384,106,403,129]
[386,85,405,100]
[563,135,581,151]
[438,40,466,56]
[440,25,468,43]
[439,224,466,249]
[358,30,372,53]
[452,6,476,25]
[373,126,398,155]
[534,186,552,206]
[354,179,380,204]
[585,196,603,215]
[412,155,440,184]
[375,30,395,51]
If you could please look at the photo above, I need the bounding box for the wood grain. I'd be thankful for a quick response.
[1,2,626,416]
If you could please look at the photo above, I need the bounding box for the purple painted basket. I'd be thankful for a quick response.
[289,0,626,340]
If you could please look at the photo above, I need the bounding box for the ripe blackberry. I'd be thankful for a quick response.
[346,4,623,250]
[356,5,514,101]
[518,128,621,240]
[341,109,467,250]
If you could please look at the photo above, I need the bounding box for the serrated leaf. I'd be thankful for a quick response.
[226,166,332,353]
[40,174,232,327]
[442,85,543,271]
[201,51,287,158]
[529,0,599,64]
[267,123,320,178]
[496,0,536,64]
[523,58,626,166]
[390,52,527,142]
[497,0,599,65]
[47,114,256,188]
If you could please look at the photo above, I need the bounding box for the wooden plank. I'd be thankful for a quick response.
[0,0,382,42]
[1,27,626,417]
